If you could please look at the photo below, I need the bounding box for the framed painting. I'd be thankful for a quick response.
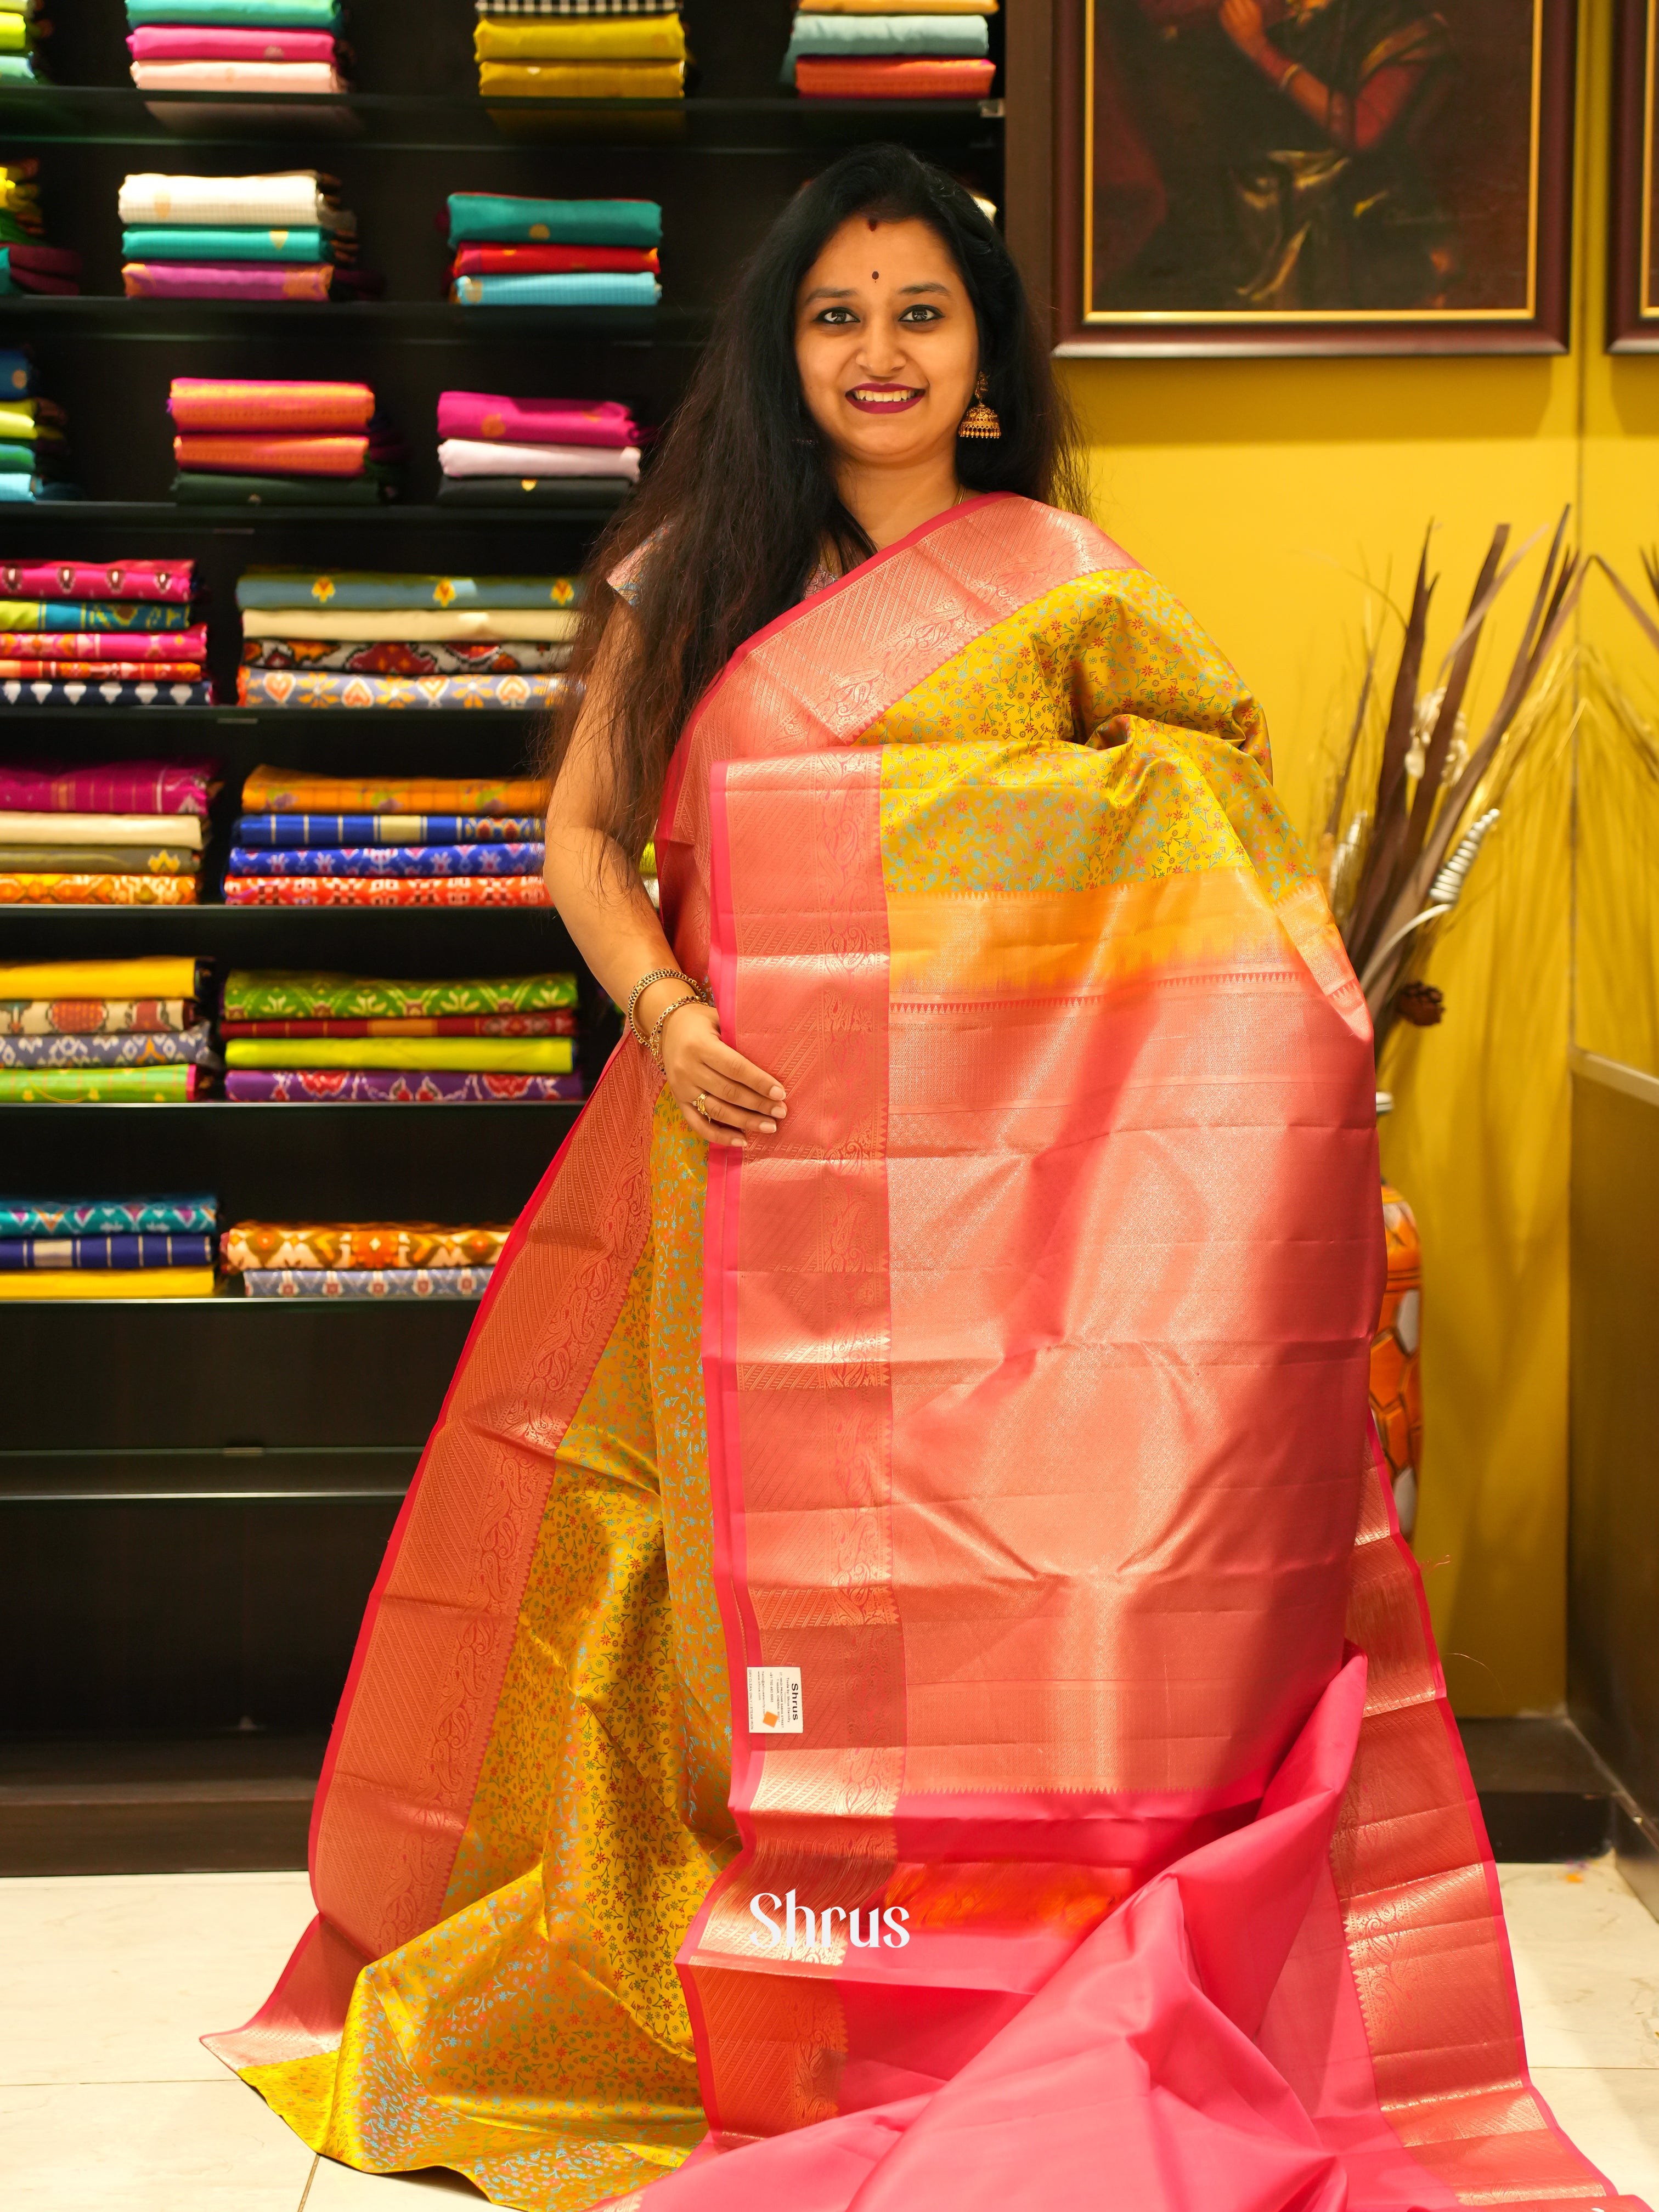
[1050,0,1576,354]
[1610,0,1659,346]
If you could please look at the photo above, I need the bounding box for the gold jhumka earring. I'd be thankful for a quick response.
[957,373,1000,439]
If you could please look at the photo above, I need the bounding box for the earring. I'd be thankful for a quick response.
[957,373,1001,440]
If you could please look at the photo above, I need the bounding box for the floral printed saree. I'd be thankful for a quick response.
[208,496,1638,2212]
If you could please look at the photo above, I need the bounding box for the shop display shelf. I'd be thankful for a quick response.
[0,296,705,345]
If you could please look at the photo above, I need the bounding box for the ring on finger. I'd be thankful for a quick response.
[692,1091,712,1120]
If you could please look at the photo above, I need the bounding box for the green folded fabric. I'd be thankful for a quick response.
[122,226,334,264]
[171,472,391,506]
[0,441,44,470]
[226,1037,574,1074]
[446,194,661,249]
[223,969,578,1020]
[0,54,38,78]
[0,1066,194,1101]
[437,476,628,510]
[235,569,579,611]
[126,0,340,22]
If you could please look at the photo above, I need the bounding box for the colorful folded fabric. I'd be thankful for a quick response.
[227,842,543,877]
[0,626,208,662]
[123,4,341,33]
[450,246,657,276]
[236,569,578,611]
[172,475,392,507]
[0,1065,197,1100]
[0,956,198,997]
[127,264,338,301]
[0,997,195,1036]
[0,763,211,813]
[0,400,63,441]
[242,639,569,675]
[221,1012,574,1037]
[794,55,996,92]
[221,968,576,1018]
[476,0,680,12]
[128,26,338,60]
[130,60,345,90]
[0,480,83,505]
[0,843,201,873]
[233,812,543,846]
[473,14,685,54]
[0,350,32,398]
[0,680,213,706]
[170,380,374,432]
[241,608,578,642]
[223,874,550,906]
[239,769,550,814]
[447,195,661,247]
[117,171,347,228]
[0,872,199,904]
[0,661,202,683]
[0,558,193,601]
[453,272,661,306]
[225,1034,571,1071]
[0,1230,215,1268]
[235,670,563,709]
[225,1069,583,1102]
[223,1221,511,1269]
[242,1266,494,1296]
[785,12,991,58]
[0,1024,214,1068]
[0,598,193,631]
[476,59,684,93]
[438,437,639,478]
[0,1195,216,1233]
[125,227,338,263]
[0,246,83,295]
[436,477,629,509]
[0,1268,216,1296]
[173,432,368,475]
[436,391,637,445]
[800,0,996,10]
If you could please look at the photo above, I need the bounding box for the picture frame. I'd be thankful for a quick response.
[1049,0,1577,356]
[1609,0,1659,347]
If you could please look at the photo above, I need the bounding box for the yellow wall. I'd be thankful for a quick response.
[1057,0,1656,1714]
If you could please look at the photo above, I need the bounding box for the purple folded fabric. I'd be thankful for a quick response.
[123,263,335,302]
[128,25,338,59]
[435,391,637,449]
[225,1069,586,1103]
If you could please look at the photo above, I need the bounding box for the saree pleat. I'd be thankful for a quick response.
[210,497,1640,2212]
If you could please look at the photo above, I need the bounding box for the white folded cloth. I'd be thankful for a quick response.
[0,811,204,849]
[117,170,352,230]
[437,437,640,481]
[130,61,346,92]
[241,607,582,642]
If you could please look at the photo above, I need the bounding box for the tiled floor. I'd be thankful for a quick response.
[3,1859,1657,2208]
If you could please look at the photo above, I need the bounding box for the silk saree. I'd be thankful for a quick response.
[208,495,1639,2212]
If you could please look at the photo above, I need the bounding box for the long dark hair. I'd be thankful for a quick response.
[545,142,1086,857]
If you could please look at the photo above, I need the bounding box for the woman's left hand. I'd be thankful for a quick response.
[1219,0,1269,53]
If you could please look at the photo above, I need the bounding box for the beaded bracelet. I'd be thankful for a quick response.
[626,966,701,1047]
[647,991,708,1068]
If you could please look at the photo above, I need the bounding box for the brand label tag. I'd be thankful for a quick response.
[747,1665,803,1735]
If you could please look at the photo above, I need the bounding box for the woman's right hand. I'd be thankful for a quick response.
[654,997,787,1149]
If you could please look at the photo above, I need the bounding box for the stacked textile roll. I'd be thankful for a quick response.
[125,0,347,96]
[784,0,997,98]
[0,558,209,704]
[0,1192,218,1297]
[119,171,373,302]
[0,162,81,297]
[170,379,403,507]
[224,765,552,904]
[0,955,210,1098]
[221,1218,511,1297]
[472,0,686,102]
[448,194,661,308]
[233,568,575,707]
[0,759,214,909]
[220,968,584,1101]
[0,349,78,504]
[436,391,637,510]
[0,0,48,83]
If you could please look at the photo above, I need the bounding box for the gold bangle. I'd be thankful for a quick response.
[1279,59,1303,91]
[648,991,709,1068]
[627,967,698,1047]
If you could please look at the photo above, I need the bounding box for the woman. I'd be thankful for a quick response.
[211,148,1623,2212]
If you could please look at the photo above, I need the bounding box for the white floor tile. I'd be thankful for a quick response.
[0,2078,315,2211]
[1531,2067,1659,2205]
[303,2155,486,2202]
[1503,1860,1659,2072]
[0,1871,314,2087]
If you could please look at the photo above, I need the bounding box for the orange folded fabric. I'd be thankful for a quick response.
[794,57,996,96]
[172,433,369,478]
[169,379,375,434]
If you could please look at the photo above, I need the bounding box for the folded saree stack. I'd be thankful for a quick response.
[0,557,208,703]
[125,0,348,97]
[233,567,575,706]
[472,0,687,102]
[0,1190,217,1296]
[120,171,376,303]
[225,763,554,903]
[0,0,48,84]
[221,1217,512,1296]
[0,759,215,908]
[220,966,583,1099]
[0,955,210,1097]
[0,163,80,297]
[785,0,997,98]
[447,194,661,307]
[170,379,403,506]
[0,349,80,503]
[436,390,637,510]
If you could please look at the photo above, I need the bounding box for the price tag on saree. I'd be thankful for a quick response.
[747,1666,803,1735]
